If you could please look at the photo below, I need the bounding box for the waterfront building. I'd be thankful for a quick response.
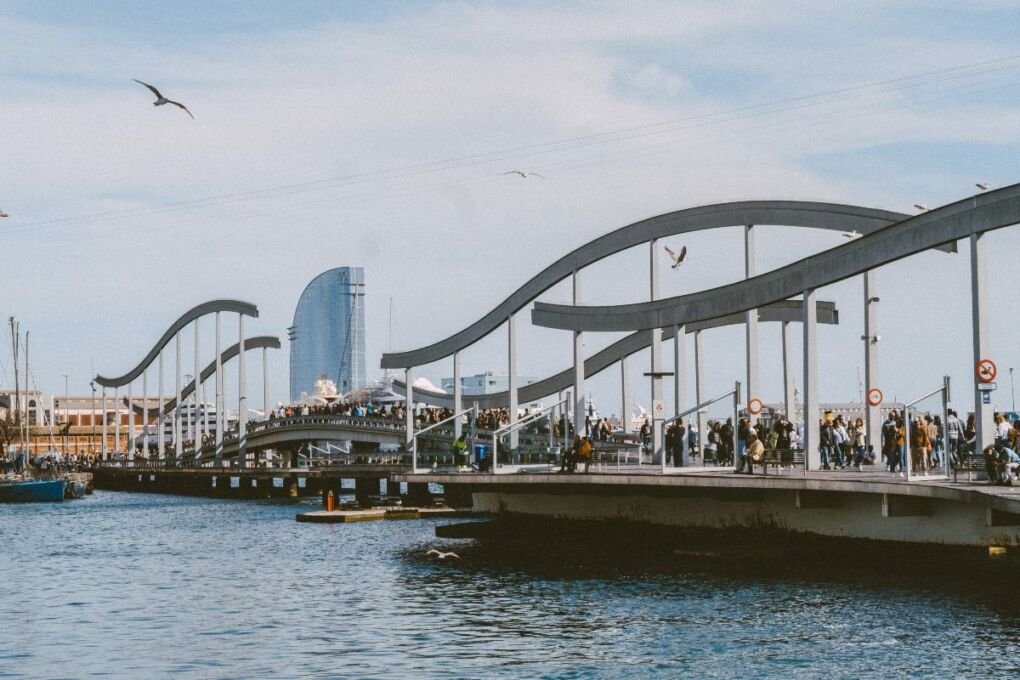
[288,267,366,401]
[440,371,537,396]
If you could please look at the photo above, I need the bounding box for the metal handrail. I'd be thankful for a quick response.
[491,398,568,473]
[411,406,477,474]
[660,381,740,473]
[903,376,951,481]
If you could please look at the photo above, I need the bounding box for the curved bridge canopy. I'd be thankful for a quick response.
[395,299,838,409]
[381,200,912,369]
[533,184,1020,332]
[128,336,281,417]
[96,299,259,388]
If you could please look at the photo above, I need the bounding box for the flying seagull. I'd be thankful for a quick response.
[503,170,545,179]
[133,79,194,119]
[0,210,7,219]
[841,230,862,239]
[976,183,991,191]
[914,203,928,212]
[664,244,687,269]
[425,549,460,560]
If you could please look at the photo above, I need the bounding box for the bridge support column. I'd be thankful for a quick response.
[127,381,135,462]
[674,324,689,466]
[262,347,269,423]
[175,332,182,460]
[573,270,585,443]
[101,388,108,461]
[404,368,414,466]
[113,386,120,456]
[863,270,881,450]
[971,232,994,454]
[803,289,820,470]
[745,225,760,422]
[158,349,164,461]
[694,330,705,458]
[238,314,247,468]
[193,319,201,446]
[620,359,630,435]
[453,352,462,438]
[649,240,663,464]
[142,370,149,459]
[782,321,796,425]
[508,314,518,450]
[215,311,223,463]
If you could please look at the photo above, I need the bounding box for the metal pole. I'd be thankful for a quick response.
[745,225,759,422]
[508,313,518,452]
[127,381,134,462]
[649,239,663,465]
[114,386,120,456]
[158,350,164,462]
[238,314,247,468]
[674,324,688,467]
[620,358,630,434]
[62,374,69,456]
[733,380,742,469]
[572,270,585,439]
[262,347,269,423]
[193,318,200,444]
[101,387,107,460]
[453,352,462,439]
[405,368,415,473]
[863,270,881,451]
[175,333,182,460]
[142,369,149,459]
[214,311,223,463]
[803,289,820,470]
[694,330,705,460]
[782,321,796,424]
[942,376,951,477]
[904,407,913,482]
[971,232,993,454]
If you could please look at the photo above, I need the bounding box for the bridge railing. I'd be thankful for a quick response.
[491,398,568,473]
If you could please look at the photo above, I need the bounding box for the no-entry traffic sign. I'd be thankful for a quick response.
[748,398,763,415]
[977,358,997,383]
[867,388,883,406]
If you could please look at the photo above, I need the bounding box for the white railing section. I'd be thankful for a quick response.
[492,398,569,474]
[903,376,951,481]
[411,406,477,474]
[660,381,741,473]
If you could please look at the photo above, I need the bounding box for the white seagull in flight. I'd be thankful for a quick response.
[133,79,194,119]
[914,203,928,212]
[425,549,461,560]
[0,210,8,219]
[664,244,687,269]
[841,230,862,239]
[503,170,545,179]
[976,183,991,191]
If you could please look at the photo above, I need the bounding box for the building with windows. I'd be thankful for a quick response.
[288,267,366,401]
[441,371,537,396]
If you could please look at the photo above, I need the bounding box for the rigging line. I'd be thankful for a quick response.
[8,54,1020,232]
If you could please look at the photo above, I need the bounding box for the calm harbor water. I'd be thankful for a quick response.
[2,492,1019,679]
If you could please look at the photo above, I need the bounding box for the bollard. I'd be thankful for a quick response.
[327,490,335,512]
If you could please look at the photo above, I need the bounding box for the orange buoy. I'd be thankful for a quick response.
[327,490,335,512]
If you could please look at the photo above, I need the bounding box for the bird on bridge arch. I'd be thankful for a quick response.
[425,549,460,560]
[133,79,194,119]
[664,244,687,269]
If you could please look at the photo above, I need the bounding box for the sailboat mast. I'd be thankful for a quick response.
[24,331,30,454]
[10,317,19,451]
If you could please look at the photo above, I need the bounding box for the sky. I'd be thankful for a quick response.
[2,0,1020,422]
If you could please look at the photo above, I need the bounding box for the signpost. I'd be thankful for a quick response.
[867,387,883,406]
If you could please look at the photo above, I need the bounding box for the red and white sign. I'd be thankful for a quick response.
[867,387,883,406]
[747,398,763,415]
[977,358,997,383]
[653,400,666,418]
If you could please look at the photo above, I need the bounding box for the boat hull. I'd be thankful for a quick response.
[0,480,67,503]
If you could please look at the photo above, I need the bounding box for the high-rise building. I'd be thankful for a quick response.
[288,267,365,401]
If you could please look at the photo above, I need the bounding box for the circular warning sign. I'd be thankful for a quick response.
[748,398,763,415]
[867,387,883,406]
[977,358,997,383]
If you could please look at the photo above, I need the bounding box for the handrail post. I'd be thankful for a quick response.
[733,380,741,471]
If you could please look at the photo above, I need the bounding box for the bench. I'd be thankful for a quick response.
[953,454,987,482]
[757,448,805,475]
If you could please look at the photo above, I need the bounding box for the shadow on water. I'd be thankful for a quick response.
[406,517,1020,608]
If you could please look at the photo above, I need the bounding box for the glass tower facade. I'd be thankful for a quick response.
[288,267,366,401]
